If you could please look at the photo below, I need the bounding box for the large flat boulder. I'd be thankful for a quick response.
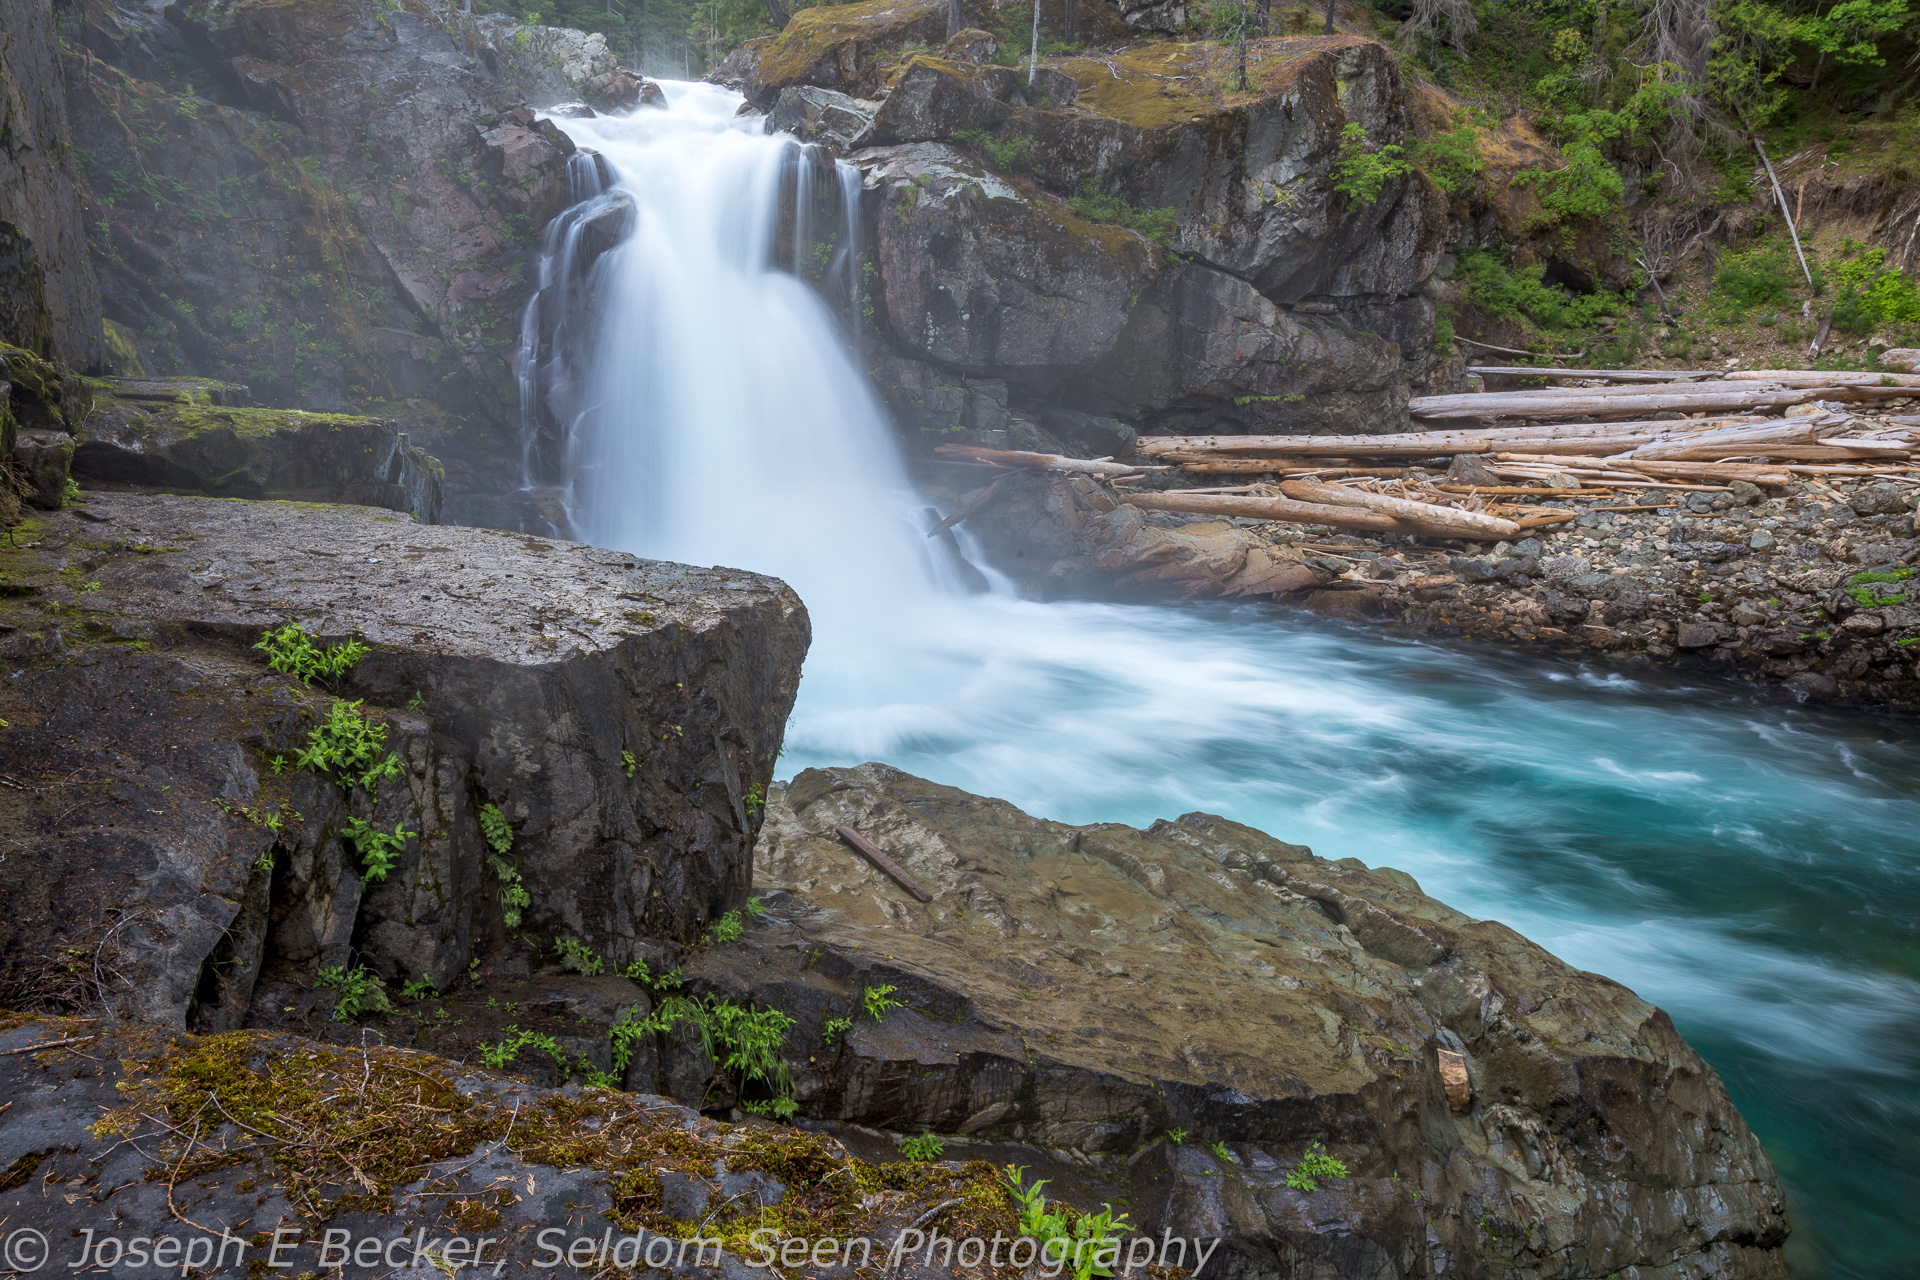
[0,493,807,1029]
[75,375,445,523]
[684,764,1789,1279]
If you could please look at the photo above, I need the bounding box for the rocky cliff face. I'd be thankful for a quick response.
[684,763,1789,1279]
[0,492,807,1029]
[59,0,650,526]
[739,10,1454,441]
[0,0,105,370]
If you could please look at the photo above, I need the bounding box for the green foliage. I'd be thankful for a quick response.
[400,974,436,1000]
[864,983,903,1021]
[1208,1140,1235,1163]
[898,1130,945,1161]
[1826,241,1920,335]
[633,994,797,1104]
[1710,240,1803,320]
[1063,186,1182,246]
[739,1097,800,1120]
[255,623,369,686]
[621,748,636,778]
[953,127,1034,173]
[609,1004,650,1073]
[478,1025,568,1070]
[294,700,402,791]
[1457,248,1627,336]
[1331,124,1413,204]
[1166,1128,1190,1144]
[1410,122,1487,195]
[480,803,528,928]
[1285,1142,1349,1192]
[317,964,393,1022]
[705,908,746,944]
[1846,584,1908,606]
[62,476,84,506]
[479,803,513,856]
[554,937,604,976]
[1003,1166,1131,1280]
[823,1015,853,1042]
[1850,568,1916,585]
[342,816,413,883]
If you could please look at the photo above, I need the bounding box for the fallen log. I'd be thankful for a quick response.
[1278,479,1522,538]
[835,826,933,902]
[1467,367,1721,383]
[1723,369,1920,388]
[933,444,1149,476]
[1122,491,1411,533]
[926,473,1009,538]
[1606,459,1792,485]
[1138,417,1769,458]
[1409,384,1911,421]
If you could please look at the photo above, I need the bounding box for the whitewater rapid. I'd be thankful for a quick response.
[545,84,1919,1278]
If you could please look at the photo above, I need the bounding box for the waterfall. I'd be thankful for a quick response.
[528,84,1920,1270]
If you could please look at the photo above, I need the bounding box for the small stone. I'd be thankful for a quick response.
[1437,1048,1472,1111]
[1749,528,1776,552]
[1842,611,1887,636]
[1676,621,1729,649]
[1784,671,1838,701]
[1728,480,1764,505]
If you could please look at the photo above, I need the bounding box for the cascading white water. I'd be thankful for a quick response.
[543,85,1919,1277]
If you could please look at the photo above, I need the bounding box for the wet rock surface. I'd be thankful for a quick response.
[75,376,445,523]
[0,492,807,1027]
[677,763,1787,1279]
[0,1017,1011,1280]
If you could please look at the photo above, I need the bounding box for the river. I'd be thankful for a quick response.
[545,84,1920,1279]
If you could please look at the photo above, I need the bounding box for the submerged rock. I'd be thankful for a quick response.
[74,376,445,523]
[0,493,807,1028]
[686,763,1789,1278]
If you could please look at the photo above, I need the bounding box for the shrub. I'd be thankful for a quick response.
[1711,240,1801,320]
[255,623,368,686]
[293,700,402,791]
[1410,122,1486,195]
[634,995,797,1106]
[317,964,393,1022]
[554,937,603,975]
[1331,124,1412,204]
[1512,138,1623,225]
[1827,241,1920,334]
[1003,1166,1131,1280]
[898,1130,945,1161]
[1063,186,1181,246]
[479,1025,567,1070]
[1457,248,1625,335]
[342,816,413,883]
[1284,1141,1350,1192]
[953,127,1033,173]
[864,983,904,1021]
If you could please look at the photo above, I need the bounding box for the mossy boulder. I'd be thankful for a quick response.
[74,376,447,523]
[0,493,807,1028]
[0,1017,1020,1274]
[691,763,1790,1279]
[745,0,951,108]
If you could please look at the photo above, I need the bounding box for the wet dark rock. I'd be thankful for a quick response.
[682,763,1789,1279]
[0,493,807,1026]
[766,85,879,152]
[75,376,445,523]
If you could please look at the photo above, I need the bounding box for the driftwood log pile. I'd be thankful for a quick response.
[931,366,1920,543]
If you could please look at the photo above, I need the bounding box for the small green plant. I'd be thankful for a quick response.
[863,983,903,1021]
[1285,1141,1350,1192]
[478,1025,567,1071]
[316,964,393,1022]
[898,1130,945,1161]
[555,937,604,976]
[1409,121,1485,195]
[1166,1127,1189,1145]
[622,957,652,984]
[1331,123,1412,204]
[706,908,746,944]
[740,1097,800,1120]
[630,994,795,1105]
[1003,1166,1130,1280]
[1208,1140,1234,1163]
[478,802,529,927]
[400,974,436,1000]
[294,700,402,790]
[621,748,636,778]
[342,816,413,883]
[1850,568,1915,585]
[1063,185,1181,246]
[953,126,1032,172]
[255,623,369,686]
[823,1015,853,1043]
[1847,585,1908,607]
[62,476,84,506]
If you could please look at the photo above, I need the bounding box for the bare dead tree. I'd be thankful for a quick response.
[1323,0,1336,35]
[1064,0,1076,45]
[1641,0,1717,183]
[1398,0,1476,52]
[948,0,963,40]
[1254,0,1270,36]
[765,0,790,27]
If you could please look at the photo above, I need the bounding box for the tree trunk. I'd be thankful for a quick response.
[1254,0,1270,34]
[765,0,790,27]
[948,0,963,40]
[1323,0,1336,34]
[1278,479,1522,537]
[1063,0,1076,45]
